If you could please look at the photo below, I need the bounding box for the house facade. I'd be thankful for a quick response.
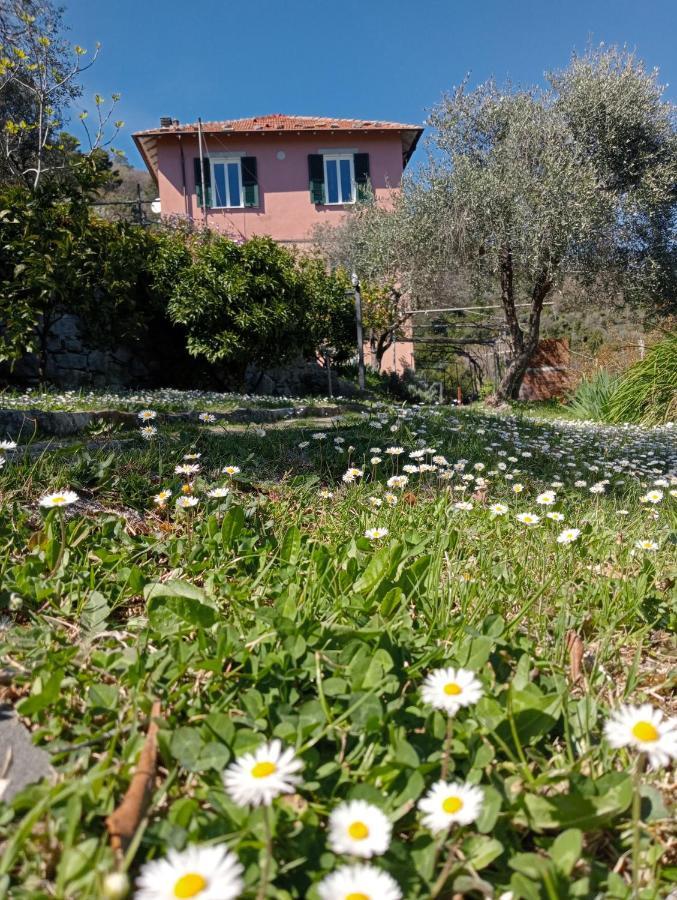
[133,113,421,373]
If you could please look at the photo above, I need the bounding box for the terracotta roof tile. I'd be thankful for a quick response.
[133,113,422,137]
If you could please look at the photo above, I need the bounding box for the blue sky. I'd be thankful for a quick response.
[63,0,677,169]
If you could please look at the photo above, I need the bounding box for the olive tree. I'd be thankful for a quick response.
[417,46,677,399]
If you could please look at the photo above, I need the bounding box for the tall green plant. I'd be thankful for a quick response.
[568,370,619,421]
[606,333,677,425]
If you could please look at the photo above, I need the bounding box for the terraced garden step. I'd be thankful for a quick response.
[0,403,369,437]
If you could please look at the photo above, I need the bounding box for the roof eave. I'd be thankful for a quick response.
[133,133,159,182]
[402,128,424,169]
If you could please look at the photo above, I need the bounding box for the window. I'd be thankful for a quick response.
[210,158,243,208]
[323,154,355,204]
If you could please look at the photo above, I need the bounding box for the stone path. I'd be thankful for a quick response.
[0,706,53,802]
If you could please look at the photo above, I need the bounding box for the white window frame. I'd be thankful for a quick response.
[323,153,355,205]
[210,157,245,209]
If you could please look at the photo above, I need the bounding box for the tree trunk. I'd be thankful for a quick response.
[495,254,552,401]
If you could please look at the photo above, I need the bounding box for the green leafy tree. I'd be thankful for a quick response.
[416,46,677,399]
[0,158,157,380]
[164,235,355,378]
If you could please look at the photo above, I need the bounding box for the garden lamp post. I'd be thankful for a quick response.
[351,272,365,393]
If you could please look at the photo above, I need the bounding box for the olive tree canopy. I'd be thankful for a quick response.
[418,46,677,399]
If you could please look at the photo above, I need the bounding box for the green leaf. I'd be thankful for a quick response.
[361,648,394,688]
[462,834,504,870]
[145,581,216,632]
[392,737,420,768]
[221,505,245,549]
[476,785,502,833]
[170,727,204,770]
[280,526,302,565]
[523,773,633,831]
[86,682,118,710]
[18,668,64,716]
[354,546,391,594]
[550,828,582,876]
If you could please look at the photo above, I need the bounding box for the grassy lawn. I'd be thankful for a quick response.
[0,402,675,898]
[0,388,343,413]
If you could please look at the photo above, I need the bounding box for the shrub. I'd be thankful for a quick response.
[165,235,355,378]
[606,332,677,425]
[567,369,619,421]
[0,175,161,380]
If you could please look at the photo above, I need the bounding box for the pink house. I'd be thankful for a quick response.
[133,113,422,372]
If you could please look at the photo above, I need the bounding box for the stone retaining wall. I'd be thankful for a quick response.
[0,404,365,438]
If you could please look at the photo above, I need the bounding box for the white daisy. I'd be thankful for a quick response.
[328,800,392,858]
[198,412,216,423]
[604,704,677,769]
[175,464,200,476]
[641,490,663,504]
[135,844,243,900]
[39,490,79,508]
[222,466,241,477]
[176,496,199,509]
[384,493,398,507]
[516,512,540,525]
[365,527,388,541]
[418,781,484,833]
[138,410,157,421]
[386,475,408,489]
[489,503,508,515]
[317,864,401,900]
[557,528,581,544]
[140,425,157,439]
[536,491,556,505]
[153,489,172,505]
[635,539,659,551]
[319,489,334,499]
[207,487,230,498]
[546,511,565,522]
[0,440,17,451]
[421,667,483,714]
[223,739,302,807]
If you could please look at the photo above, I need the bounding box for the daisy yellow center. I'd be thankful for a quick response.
[173,873,207,898]
[443,682,462,696]
[443,795,464,814]
[251,760,277,778]
[346,894,370,900]
[348,820,370,840]
[632,721,659,742]
[52,496,66,505]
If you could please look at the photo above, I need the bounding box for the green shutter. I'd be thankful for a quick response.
[308,154,325,204]
[241,156,259,207]
[193,157,212,208]
[354,153,371,200]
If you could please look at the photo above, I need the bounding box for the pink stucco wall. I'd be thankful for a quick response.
[156,132,405,244]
